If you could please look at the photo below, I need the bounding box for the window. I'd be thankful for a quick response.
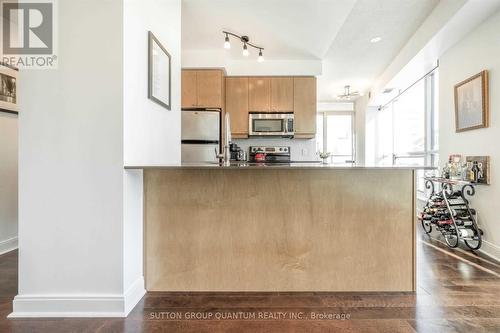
[375,69,439,197]
[316,112,355,164]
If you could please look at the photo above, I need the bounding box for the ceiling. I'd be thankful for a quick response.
[182,0,356,60]
[182,0,441,102]
[318,0,440,102]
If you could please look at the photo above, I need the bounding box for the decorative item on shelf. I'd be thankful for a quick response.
[318,151,331,164]
[0,62,18,114]
[466,156,490,184]
[148,31,171,110]
[442,156,451,179]
[444,154,463,180]
[222,31,264,62]
[463,161,473,182]
[454,70,489,132]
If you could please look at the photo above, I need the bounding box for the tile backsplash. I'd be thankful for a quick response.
[233,138,320,162]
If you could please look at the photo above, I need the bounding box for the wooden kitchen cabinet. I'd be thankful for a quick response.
[181,70,197,108]
[271,77,293,112]
[222,74,317,139]
[248,77,271,112]
[225,77,249,138]
[181,69,224,108]
[197,70,223,108]
[293,77,317,138]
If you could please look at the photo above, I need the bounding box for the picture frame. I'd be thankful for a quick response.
[466,156,491,185]
[148,31,171,110]
[0,62,19,114]
[454,70,489,132]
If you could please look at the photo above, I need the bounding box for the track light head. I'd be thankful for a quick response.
[242,43,249,57]
[258,49,264,62]
[224,34,231,49]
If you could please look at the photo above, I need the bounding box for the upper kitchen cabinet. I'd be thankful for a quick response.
[293,77,317,138]
[248,77,271,112]
[181,69,224,109]
[197,70,223,108]
[248,77,294,113]
[222,75,317,139]
[226,77,249,138]
[271,77,293,112]
[181,70,198,108]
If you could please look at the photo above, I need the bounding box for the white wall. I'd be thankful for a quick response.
[354,96,367,165]
[124,0,181,166]
[0,113,18,254]
[122,0,182,302]
[439,9,500,260]
[364,104,379,166]
[14,0,125,316]
[13,0,183,317]
[1,0,19,256]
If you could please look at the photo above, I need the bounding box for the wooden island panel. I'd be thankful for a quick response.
[144,168,416,292]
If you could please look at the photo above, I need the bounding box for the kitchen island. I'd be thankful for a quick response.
[132,164,427,292]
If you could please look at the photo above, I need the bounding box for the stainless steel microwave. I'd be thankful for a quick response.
[248,113,294,137]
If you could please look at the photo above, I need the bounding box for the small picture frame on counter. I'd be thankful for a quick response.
[148,31,171,110]
[0,62,18,114]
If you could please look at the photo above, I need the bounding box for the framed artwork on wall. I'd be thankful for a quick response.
[0,63,18,114]
[148,31,171,110]
[454,70,489,132]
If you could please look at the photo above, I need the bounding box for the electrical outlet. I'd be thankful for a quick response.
[301,148,307,156]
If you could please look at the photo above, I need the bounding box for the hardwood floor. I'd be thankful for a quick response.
[1,231,500,332]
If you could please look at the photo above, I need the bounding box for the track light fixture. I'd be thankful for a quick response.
[222,31,264,62]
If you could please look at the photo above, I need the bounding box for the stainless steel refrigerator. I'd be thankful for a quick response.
[181,110,221,163]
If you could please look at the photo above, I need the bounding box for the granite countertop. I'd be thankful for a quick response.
[125,162,436,170]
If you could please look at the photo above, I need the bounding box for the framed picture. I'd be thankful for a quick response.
[466,156,490,185]
[148,31,171,110]
[454,70,489,132]
[0,63,18,114]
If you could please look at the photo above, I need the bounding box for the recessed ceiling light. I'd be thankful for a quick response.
[370,37,382,43]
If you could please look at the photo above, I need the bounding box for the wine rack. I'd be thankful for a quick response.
[419,177,483,250]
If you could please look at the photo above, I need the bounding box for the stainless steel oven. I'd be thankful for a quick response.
[248,113,294,137]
